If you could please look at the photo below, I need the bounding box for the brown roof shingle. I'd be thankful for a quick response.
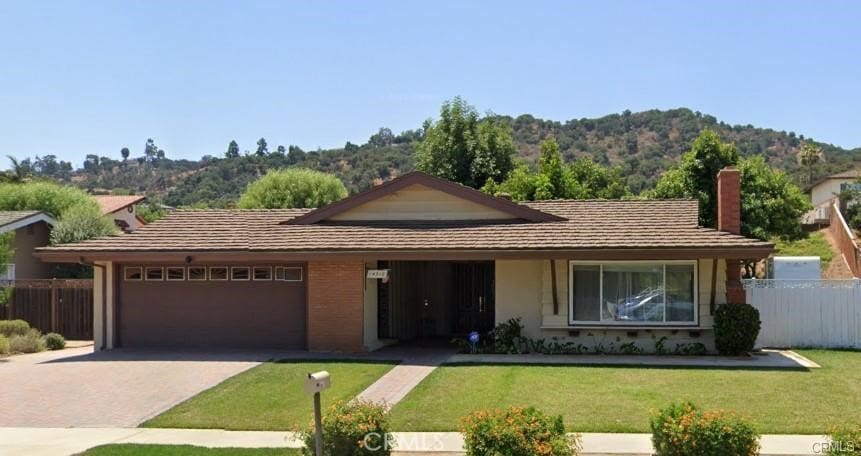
[36,200,772,256]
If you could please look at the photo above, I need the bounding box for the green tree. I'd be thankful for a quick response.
[237,168,348,209]
[416,97,515,188]
[738,156,809,241]
[255,137,268,156]
[538,138,565,196]
[0,181,116,244]
[650,130,808,240]
[225,140,240,159]
[120,147,130,161]
[1,155,32,183]
[651,130,739,227]
[799,143,822,184]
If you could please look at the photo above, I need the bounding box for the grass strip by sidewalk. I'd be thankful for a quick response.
[143,360,396,431]
[389,349,861,434]
[82,444,300,455]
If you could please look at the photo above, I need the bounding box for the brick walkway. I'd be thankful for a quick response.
[357,347,454,405]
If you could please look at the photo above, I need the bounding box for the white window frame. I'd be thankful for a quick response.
[144,267,164,281]
[208,266,229,281]
[568,260,698,327]
[187,266,207,281]
[124,266,143,281]
[275,266,303,282]
[253,266,273,281]
[231,266,251,281]
[166,266,186,281]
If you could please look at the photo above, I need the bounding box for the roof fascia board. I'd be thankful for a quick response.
[0,212,57,234]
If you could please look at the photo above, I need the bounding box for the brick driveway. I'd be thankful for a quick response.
[0,346,269,427]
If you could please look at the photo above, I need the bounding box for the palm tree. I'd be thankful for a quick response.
[800,143,823,184]
[1,155,31,183]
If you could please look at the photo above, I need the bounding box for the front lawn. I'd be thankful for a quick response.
[389,350,861,434]
[143,360,395,431]
[82,444,300,455]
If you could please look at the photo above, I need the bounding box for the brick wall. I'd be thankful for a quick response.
[717,167,745,304]
[307,261,365,352]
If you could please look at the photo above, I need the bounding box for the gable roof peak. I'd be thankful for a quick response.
[282,171,566,225]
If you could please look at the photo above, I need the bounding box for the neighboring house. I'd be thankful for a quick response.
[0,211,57,280]
[804,169,861,225]
[37,169,772,352]
[94,195,147,232]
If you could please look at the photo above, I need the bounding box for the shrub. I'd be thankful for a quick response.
[0,334,9,355]
[0,319,31,337]
[300,399,390,456]
[650,403,759,456]
[714,303,761,355]
[460,406,580,456]
[9,329,47,353]
[827,424,861,456]
[44,332,65,350]
[490,318,525,354]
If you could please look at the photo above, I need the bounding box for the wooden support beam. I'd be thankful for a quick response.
[550,260,559,315]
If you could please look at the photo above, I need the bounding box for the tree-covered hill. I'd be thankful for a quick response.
[13,108,860,206]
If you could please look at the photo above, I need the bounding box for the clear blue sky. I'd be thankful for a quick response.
[1,0,859,168]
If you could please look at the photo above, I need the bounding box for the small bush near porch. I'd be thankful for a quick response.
[388,350,861,434]
[143,360,395,431]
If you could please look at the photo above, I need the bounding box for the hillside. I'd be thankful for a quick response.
[24,108,861,206]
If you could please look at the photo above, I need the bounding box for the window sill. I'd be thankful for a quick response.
[541,324,703,331]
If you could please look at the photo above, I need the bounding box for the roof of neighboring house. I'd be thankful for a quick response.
[0,211,56,234]
[808,169,861,191]
[93,195,146,215]
[34,199,772,259]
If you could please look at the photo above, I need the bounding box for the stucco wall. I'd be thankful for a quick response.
[12,221,52,279]
[811,179,853,208]
[495,258,726,353]
[93,261,116,351]
[109,206,144,232]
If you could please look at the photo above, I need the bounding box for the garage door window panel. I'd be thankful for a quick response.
[145,267,164,281]
[166,267,185,281]
[188,267,207,281]
[124,267,142,281]
[209,267,228,281]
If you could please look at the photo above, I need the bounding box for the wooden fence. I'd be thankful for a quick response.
[3,279,93,340]
[745,279,861,348]
[829,200,861,277]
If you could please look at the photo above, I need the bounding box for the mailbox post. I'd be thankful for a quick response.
[305,371,331,456]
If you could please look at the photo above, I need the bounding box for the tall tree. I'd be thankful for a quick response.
[799,143,822,184]
[225,140,240,159]
[650,130,808,241]
[416,97,515,188]
[538,138,565,196]
[651,130,739,227]
[120,147,130,161]
[144,139,158,163]
[255,137,268,156]
[237,168,348,209]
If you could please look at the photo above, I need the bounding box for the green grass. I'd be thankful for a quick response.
[389,350,861,434]
[773,231,834,270]
[143,360,395,431]
[82,444,300,455]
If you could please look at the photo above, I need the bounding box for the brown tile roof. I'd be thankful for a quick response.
[37,200,772,255]
[93,195,146,215]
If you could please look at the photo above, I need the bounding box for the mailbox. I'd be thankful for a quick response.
[305,371,331,395]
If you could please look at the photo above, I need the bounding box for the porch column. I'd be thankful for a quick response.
[307,261,365,352]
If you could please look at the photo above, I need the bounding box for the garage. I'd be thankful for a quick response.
[117,263,307,349]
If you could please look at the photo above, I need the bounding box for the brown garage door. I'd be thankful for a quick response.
[118,264,306,349]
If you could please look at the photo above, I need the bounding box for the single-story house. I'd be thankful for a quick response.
[1,211,57,280]
[37,168,772,352]
[804,169,861,224]
[93,195,147,232]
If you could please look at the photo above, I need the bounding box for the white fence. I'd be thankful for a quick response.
[744,279,861,348]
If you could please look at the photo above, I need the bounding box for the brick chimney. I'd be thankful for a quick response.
[717,167,745,304]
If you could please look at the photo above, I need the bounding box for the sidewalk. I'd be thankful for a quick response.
[0,428,830,456]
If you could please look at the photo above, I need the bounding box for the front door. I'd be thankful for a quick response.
[451,262,495,335]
